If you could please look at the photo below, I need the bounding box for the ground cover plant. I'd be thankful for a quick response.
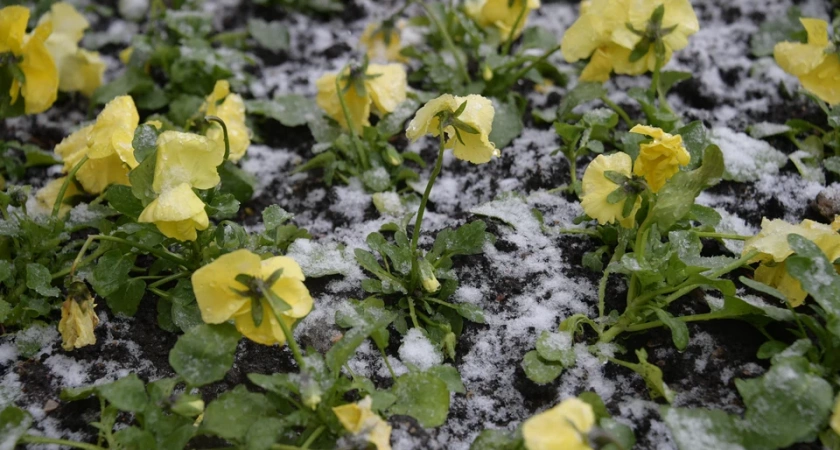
[2,0,840,449]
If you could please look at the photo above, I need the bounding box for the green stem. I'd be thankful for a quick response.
[554,228,599,237]
[692,231,750,241]
[501,1,528,55]
[52,155,88,218]
[148,271,189,289]
[625,310,731,332]
[409,124,447,258]
[205,116,230,163]
[301,425,325,449]
[379,345,398,380]
[600,95,633,127]
[598,241,626,320]
[90,235,191,268]
[507,44,563,87]
[416,1,471,83]
[148,287,172,299]
[54,246,107,280]
[19,435,104,450]
[626,220,652,306]
[334,65,368,169]
[274,309,307,369]
[407,297,421,329]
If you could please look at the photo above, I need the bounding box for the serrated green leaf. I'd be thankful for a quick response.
[132,124,158,163]
[25,263,59,297]
[90,250,134,297]
[201,386,275,440]
[649,145,724,231]
[105,185,145,218]
[248,19,289,52]
[785,234,840,318]
[426,365,465,394]
[97,373,148,413]
[535,331,576,365]
[326,309,396,374]
[489,95,523,150]
[169,323,240,387]
[247,95,315,127]
[651,308,689,351]
[522,350,563,384]
[388,371,450,427]
[107,278,146,316]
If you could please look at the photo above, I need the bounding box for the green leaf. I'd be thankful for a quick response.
[427,365,466,394]
[246,95,315,127]
[129,150,158,205]
[169,323,240,387]
[535,331,576,366]
[557,82,606,120]
[579,391,611,420]
[619,349,674,403]
[0,406,32,450]
[25,263,59,297]
[520,25,557,51]
[132,124,158,163]
[91,250,134,297]
[658,71,691,95]
[388,371,450,427]
[263,205,294,230]
[429,220,494,259]
[201,386,275,441]
[92,68,154,105]
[218,161,256,203]
[651,308,689,351]
[451,302,486,323]
[649,145,724,231]
[105,185,145,218]
[522,350,563,384]
[245,417,286,450]
[662,406,744,450]
[377,99,421,138]
[785,234,840,318]
[488,95,523,150]
[326,308,396,374]
[750,6,805,57]
[248,19,289,52]
[206,193,240,219]
[674,121,708,170]
[107,279,146,316]
[739,276,789,303]
[600,417,636,450]
[470,429,521,450]
[97,374,148,413]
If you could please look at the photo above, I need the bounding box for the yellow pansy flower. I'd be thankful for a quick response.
[581,152,639,227]
[522,398,595,450]
[466,0,541,40]
[39,2,105,97]
[59,283,99,351]
[191,249,313,346]
[333,396,392,450]
[202,80,251,162]
[315,63,407,132]
[138,183,210,242]
[36,176,81,217]
[630,125,690,193]
[406,94,498,164]
[152,131,224,194]
[360,22,404,62]
[1,5,59,115]
[774,18,840,105]
[562,0,698,82]
[55,124,127,194]
[743,218,840,306]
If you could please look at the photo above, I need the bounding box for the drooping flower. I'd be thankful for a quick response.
[191,249,313,346]
[138,131,224,241]
[36,176,81,217]
[743,217,840,306]
[201,80,251,162]
[1,5,59,115]
[580,152,639,227]
[39,2,105,97]
[466,0,541,40]
[333,396,392,450]
[59,282,99,351]
[630,125,690,192]
[53,96,140,194]
[360,22,404,62]
[774,18,840,105]
[521,398,595,450]
[561,0,698,82]
[406,94,498,164]
[316,63,407,132]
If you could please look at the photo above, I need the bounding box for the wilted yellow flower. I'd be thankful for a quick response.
[743,218,840,306]
[581,152,639,227]
[333,396,392,450]
[59,283,99,351]
[192,249,313,346]
[36,176,81,217]
[562,0,698,82]
[39,2,105,97]
[138,183,209,241]
[316,63,407,132]
[630,125,690,193]
[152,131,224,193]
[360,22,404,62]
[406,94,498,164]
[522,398,595,450]
[774,18,840,105]
[1,5,59,115]
[202,80,251,162]
[466,0,541,40]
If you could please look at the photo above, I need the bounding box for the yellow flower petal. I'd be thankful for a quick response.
[366,64,407,116]
[87,96,139,166]
[581,152,638,226]
[773,42,827,77]
[66,148,131,194]
[0,5,28,55]
[754,262,808,307]
[333,397,392,450]
[630,125,690,192]
[743,218,840,263]
[18,19,59,114]
[447,94,497,164]
[40,2,88,44]
[233,299,295,346]
[55,124,93,165]
[315,71,372,132]
[561,0,626,62]
[472,0,541,40]
[153,131,223,193]
[203,80,230,116]
[360,23,404,62]
[138,183,209,241]
[192,249,260,324]
[56,49,106,97]
[801,18,830,47]
[207,92,251,162]
[579,47,614,82]
[59,293,99,351]
[798,54,840,105]
[522,398,595,450]
[36,177,80,217]
[260,256,312,318]
[406,94,457,141]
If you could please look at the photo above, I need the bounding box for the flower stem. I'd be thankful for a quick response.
[600,95,633,127]
[52,155,88,218]
[205,116,230,162]
[18,435,104,450]
[407,297,421,329]
[274,309,307,369]
[300,425,325,449]
[416,0,471,83]
[334,65,368,169]
[501,1,528,55]
[692,231,750,241]
[71,234,191,276]
[507,44,563,88]
[553,228,599,237]
[409,123,447,259]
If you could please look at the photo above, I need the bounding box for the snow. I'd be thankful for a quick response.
[398,329,443,371]
[711,127,787,182]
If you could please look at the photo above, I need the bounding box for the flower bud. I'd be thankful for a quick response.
[171,394,205,417]
[300,372,322,410]
[418,259,440,293]
[482,65,493,81]
[384,146,403,166]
